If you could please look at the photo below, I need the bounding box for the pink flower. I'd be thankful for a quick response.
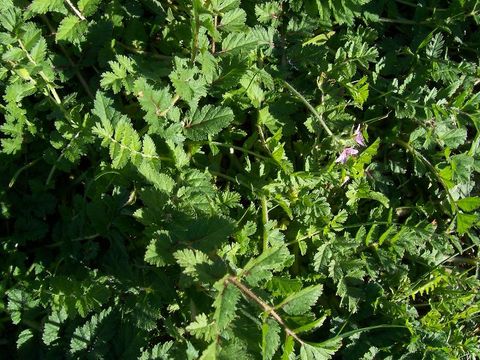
[354,125,366,147]
[335,147,359,163]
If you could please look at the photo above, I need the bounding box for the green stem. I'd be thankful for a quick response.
[9,158,41,188]
[18,39,62,105]
[396,139,457,213]
[209,141,271,161]
[227,276,305,345]
[282,80,338,144]
[261,195,269,251]
[41,15,93,99]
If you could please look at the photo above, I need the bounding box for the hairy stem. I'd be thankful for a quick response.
[396,139,457,213]
[18,39,62,104]
[65,0,86,20]
[283,80,338,144]
[41,15,94,99]
[227,276,304,344]
[261,195,269,251]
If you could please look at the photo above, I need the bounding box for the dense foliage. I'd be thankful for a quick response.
[1,0,480,358]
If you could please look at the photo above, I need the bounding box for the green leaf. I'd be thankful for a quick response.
[101,55,135,94]
[30,37,47,63]
[240,245,293,286]
[140,341,174,360]
[187,313,215,341]
[439,128,467,149]
[299,340,342,360]
[56,15,87,43]
[219,8,246,32]
[451,154,474,183]
[138,162,175,193]
[17,329,33,349]
[262,319,281,360]
[426,33,444,58]
[293,314,329,334]
[169,57,206,103]
[213,279,241,330]
[29,0,66,14]
[277,284,323,315]
[144,232,173,267]
[281,335,295,360]
[174,248,212,277]
[302,31,336,46]
[457,212,478,235]
[78,0,102,16]
[457,197,480,212]
[199,342,217,360]
[110,118,141,168]
[211,0,240,12]
[0,6,18,32]
[7,289,38,325]
[221,31,259,55]
[43,308,68,345]
[345,76,369,108]
[70,307,113,354]
[184,105,234,140]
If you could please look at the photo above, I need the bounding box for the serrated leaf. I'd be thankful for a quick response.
[78,0,102,16]
[0,6,18,32]
[300,340,341,360]
[221,31,259,54]
[109,118,141,168]
[2,47,24,62]
[29,0,65,14]
[169,57,206,103]
[281,335,295,360]
[56,15,87,43]
[457,212,478,235]
[213,280,241,330]
[140,341,174,360]
[144,233,173,267]
[439,128,467,149]
[277,284,323,315]
[138,162,175,192]
[199,342,217,360]
[457,197,480,212]
[30,37,47,63]
[173,248,211,276]
[262,319,281,360]
[184,105,234,140]
[240,245,292,286]
[219,8,246,32]
[43,308,68,345]
[293,314,328,334]
[70,307,112,354]
[187,313,215,341]
[17,329,33,349]
[426,33,444,58]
